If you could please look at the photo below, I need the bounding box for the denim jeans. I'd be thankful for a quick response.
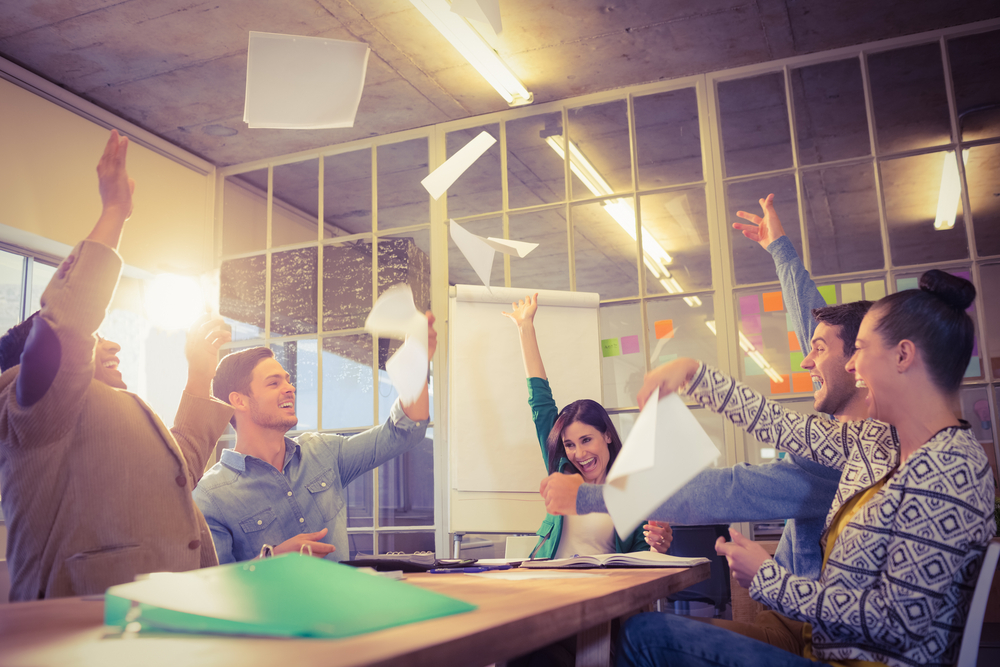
[617,613,832,667]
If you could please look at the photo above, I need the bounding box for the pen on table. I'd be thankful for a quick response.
[429,565,512,574]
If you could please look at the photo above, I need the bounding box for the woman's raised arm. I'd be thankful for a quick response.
[502,293,547,380]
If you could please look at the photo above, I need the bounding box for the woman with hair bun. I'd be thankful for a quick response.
[619,270,996,667]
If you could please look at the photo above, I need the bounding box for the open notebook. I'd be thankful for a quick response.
[519,551,709,569]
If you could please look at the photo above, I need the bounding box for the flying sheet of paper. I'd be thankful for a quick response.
[451,0,503,36]
[603,389,720,536]
[244,31,370,129]
[484,237,538,258]
[364,285,428,404]
[421,131,497,200]
[449,221,539,290]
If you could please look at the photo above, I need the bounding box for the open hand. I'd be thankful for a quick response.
[540,472,583,515]
[425,311,438,358]
[501,293,539,328]
[96,129,135,223]
[732,194,786,250]
[715,528,771,589]
[185,314,231,394]
[273,528,336,558]
[644,520,673,553]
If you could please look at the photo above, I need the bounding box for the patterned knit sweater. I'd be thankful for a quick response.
[686,363,996,667]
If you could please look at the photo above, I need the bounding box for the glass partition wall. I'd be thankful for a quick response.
[217,21,1000,554]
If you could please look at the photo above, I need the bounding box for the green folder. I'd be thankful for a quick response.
[104,554,476,638]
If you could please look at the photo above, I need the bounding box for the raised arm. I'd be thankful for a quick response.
[502,293,546,380]
[399,312,436,422]
[733,194,827,352]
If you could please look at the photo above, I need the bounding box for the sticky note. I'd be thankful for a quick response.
[762,291,783,312]
[790,351,805,370]
[817,285,836,305]
[785,311,797,331]
[659,353,678,365]
[951,270,971,282]
[896,277,919,292]
[740,314,761,334]
[744,357,765,376]
[792,372,813,393]
[739,295,760,316]
[788,331,800,352]
[841,282,863,303]
[965,356,981,378]
[748,335,764,351]
[770,374,791,395]
[863,281,885,300]
[602,339,620,358]
[654,319,674,339]
[620,335,640,355]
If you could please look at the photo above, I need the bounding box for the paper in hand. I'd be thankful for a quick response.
[244,31,370,129]
[421,131,497,200]
[364,285,428,404]
[603,389,719,536]
[449,220,538,290]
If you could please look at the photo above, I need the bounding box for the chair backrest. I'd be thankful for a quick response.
[955,537,1000,667]
[505,535,539,560]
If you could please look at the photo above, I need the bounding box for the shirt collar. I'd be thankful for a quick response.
[220,438,301,473]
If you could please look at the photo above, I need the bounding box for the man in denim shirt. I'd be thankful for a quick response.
[193,316,436,563]
[541,195,872,579]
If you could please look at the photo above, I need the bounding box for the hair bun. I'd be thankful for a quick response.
[919,269,976,311]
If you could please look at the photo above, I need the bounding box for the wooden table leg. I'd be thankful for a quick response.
[576,620,612,667]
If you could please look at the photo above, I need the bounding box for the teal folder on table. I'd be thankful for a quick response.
[104,554,476,638]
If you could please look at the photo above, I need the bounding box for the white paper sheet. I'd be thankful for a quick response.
[244,31,370,129]
[484,237,539,258]
[451,0,503,36]
[364,285,428,405]
[421,131,497,200]
[449,221,539,290]
[603,390,720,536]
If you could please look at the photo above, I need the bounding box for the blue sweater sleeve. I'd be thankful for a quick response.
[768,236,828,354]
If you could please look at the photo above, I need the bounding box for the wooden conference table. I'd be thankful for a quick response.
[0,563,709,667]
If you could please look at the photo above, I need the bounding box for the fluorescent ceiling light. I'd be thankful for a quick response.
[934,149,969,231]
[705,320,783,384]
[546,136,701,307]
[409,0,532,106]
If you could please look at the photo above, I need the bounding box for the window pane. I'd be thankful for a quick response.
[220,255,265,340]
[568,100,631,200]
[271,247,318,336]
[321,334,373,430]
[869,43,951,154]
[645,295,718,405]
[735,288,818,399]
[634,87,702,188]
[272,159,318,247]
[324,149,371,236]
[323,239,372,332]
[0,250,24,333]
[792,58,870,165]
[507,112,565,208]
[599,302,644,409]
[348,532,374,559]
[449,218,502,287]
[270,339,318,431]
[981,263,1000,379]
[222,170,267,255]
[379,430,434,527]
[968,143,1000,257]
[948,29,1000,142]
[29,261,56,315]
[377,138,429,230]
[346,470,373,528]
[573,198,639,300]
[718,73,792,178]
[640,187,711,294]
[881,152,968,266]
[802,162,883,276]
[379,532,435,554]
[726,174,801,285]
[692,408,727,466]
[445,124,501,217]
[963,387,1000,492]
[509,208,569,292]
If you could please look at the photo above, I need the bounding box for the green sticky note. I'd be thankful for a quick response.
[818,284,836,305]
[790,351,805,371]
[658,353,678,365]
[601,338,620,357]
[897,277,919,292]
[744,356,765,376]
[785,311,796,331]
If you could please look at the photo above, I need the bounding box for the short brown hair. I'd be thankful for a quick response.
[811,301,873,357]
[213,346,274,427]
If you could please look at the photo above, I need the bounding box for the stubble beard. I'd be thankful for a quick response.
[248,395,298,433]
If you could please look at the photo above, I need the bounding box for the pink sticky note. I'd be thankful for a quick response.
[739,295,760,317]
[741,314,761,334]
[620,335,640,355]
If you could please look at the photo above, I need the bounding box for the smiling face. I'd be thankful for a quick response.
[93,335,126,389]
[561,420,612,484]
[846,310,896,422]
[243,357,297,433]
[800,322,858,417]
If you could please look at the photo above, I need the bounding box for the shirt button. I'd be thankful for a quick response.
[299,518,305,523]
[188,540,200,550]
[175,475,186,487]
[321,482,327,487]
[287,491,292,496]
[257,520,263,525]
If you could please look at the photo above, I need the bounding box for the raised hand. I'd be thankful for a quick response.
[636,358,700,409]
[88,129,136,250]
[273,528,336,558]
[185,314,231,396]
[644,520,673,553]
[732,193,786,250]
[540,472,583,515]
[425,311,437,358]
[715,528,771,589]
[501,293,539,329]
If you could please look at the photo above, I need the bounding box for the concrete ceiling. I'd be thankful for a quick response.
[2,0,999,167]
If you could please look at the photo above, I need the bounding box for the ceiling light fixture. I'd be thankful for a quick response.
[706,320,783,384]
[934,149,969,231]
[545,136,701,307]
[408,0,532,106]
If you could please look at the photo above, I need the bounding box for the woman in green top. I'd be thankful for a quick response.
[503,293,671,559]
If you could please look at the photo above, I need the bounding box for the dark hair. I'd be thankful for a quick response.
[0,312,39,373]
[545,399,623,476]
[811,301,874,357]
[871,269,976,394]
[212,346,274,427]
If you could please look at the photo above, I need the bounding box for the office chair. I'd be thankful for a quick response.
[955,537,1000,667]
[664,525,731,617]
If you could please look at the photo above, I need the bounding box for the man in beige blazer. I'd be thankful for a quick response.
[0,130,233,601]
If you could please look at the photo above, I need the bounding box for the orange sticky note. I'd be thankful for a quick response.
[770,374,790,394]
[762,291,784,312]
[787,331,800,352]
[654,319,674,340]
[791,372,813,393]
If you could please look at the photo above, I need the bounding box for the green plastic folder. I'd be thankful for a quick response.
[104,554,476,638]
